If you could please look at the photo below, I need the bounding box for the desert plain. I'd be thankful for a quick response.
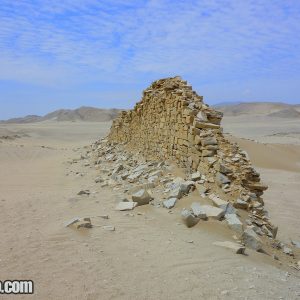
[0,108,300,299]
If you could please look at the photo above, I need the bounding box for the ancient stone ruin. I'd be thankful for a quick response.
[108,76,268,213]
[90,76,288,254]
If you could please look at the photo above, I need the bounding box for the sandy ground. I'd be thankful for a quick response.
[222,115,300,145]
[0,121,300,299]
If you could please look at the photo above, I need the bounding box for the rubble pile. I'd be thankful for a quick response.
[108,77,268,209]
[87,76,297,257]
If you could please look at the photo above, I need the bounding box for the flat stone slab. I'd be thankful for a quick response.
[191,171,201,181]
[65,217,92,229]
[103,225,115,231]
[201,205,225,220]
[77,190,90,195]
[190,202,207,219]
[234,198,248,209]
[115,201,137,211]
[213,241,246,254]
[242,227,262,251]
[225,214,243,233]
[163,198,177,209]
[291,240,300,248]
[209,194,228,211]
[216,172,231,186]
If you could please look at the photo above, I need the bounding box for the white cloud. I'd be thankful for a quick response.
[0,0,299,86]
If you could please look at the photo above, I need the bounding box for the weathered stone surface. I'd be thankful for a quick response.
[190,202,207,219]
[77,190,90,195]
[201,205,225,220]
[225,214,243,234]
[163,198,177,209]
[191,171,201,181]
[112,164,123,175]
[181,209,200,228]
[224,203,237,215]
[201,136,218,146]
[66,217,92,229]
[216,172,231,186]
[291,240,300,248]
[283,246,293,256]
[234,198,248,209]
[242,227,262,251]
[103,225,115,231]
[209,194,228,211]
[132,189,152,206]
[115,201,137,211]
[95,176,104,183]
[213,241,246,254]
[218,163,232,174]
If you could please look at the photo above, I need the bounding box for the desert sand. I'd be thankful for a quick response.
[0,119,300,299]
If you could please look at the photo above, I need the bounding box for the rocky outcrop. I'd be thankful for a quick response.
[108,76,268,214]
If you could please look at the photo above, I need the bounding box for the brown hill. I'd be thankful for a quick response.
[214,102,299,116]
[268,107,300,118]
[1,107,122,123]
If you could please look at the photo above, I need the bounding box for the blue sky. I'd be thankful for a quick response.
[0,0,300,119]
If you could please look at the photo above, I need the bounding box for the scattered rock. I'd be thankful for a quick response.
[191,171,201,181]
[216,172,231,186]
[163,198,177,209]
[77,190,90,196]
[181,209,200,228]
[234,198,248,209]
[190,202,207,219]
[66,217,92,229]
[242,227,262,251]
[213,241,245,254]
[95,177,104,183]
[103,225,115,231]
[283,246,293,256]
[98,215,109,219]
[112,164,124,174]
[197,185,208,197]
[201,205,225,220]
[209,194,229,212]
[132,189,152,206]
[225,214,243,234]
[291,240,300,248]
[115,202,138,211]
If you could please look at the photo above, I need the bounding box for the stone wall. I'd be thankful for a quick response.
[108,76,268,210]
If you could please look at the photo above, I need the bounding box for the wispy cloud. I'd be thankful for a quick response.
[0,0,300,117]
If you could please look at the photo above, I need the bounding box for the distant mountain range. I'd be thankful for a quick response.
[1,106,123,123]
[2,102,300,124]
[213,102,300,118]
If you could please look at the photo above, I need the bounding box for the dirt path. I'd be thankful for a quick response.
[0,122,299,299]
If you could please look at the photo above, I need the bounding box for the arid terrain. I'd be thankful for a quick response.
[0,108,300,299]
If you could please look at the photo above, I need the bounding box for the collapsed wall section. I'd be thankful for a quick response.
[108,76,268,211]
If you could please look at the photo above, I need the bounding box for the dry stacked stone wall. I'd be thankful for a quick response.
[108,76,268,211]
